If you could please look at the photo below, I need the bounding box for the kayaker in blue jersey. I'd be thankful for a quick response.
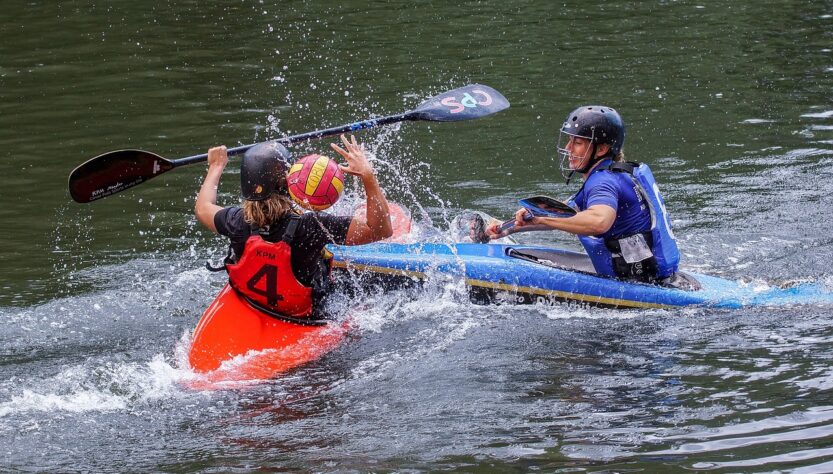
[194,134,392,319]
[486,105,680,284]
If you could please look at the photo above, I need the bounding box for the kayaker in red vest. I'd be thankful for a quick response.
[194,134,393,319]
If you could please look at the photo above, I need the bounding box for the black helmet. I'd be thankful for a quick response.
[240,141,291,201]
[560,105,625,155]
[557,105,625,182]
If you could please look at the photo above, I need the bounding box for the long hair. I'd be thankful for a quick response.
[242,194,294,228]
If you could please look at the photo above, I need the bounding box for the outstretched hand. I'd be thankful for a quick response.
[330,134,374,179]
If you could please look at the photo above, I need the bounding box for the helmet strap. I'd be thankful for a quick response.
[565,169,576,185]
[563,143,598,184]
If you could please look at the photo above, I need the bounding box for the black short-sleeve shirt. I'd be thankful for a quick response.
[214,207,352,287]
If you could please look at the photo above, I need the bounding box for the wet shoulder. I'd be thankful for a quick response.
[588,168,635,193]
[587,168,622,186]
[215,206,251,238]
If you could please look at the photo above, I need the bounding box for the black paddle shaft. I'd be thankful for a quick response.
[68,83,509,203]
[67,114,416,203]
[172,113,411,167]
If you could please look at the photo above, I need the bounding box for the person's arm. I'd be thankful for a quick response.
[194,145,229,233]
[522,204,616,235]
[329,134,393,245]
[488,205,615,239]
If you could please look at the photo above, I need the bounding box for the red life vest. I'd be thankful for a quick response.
[226,234,314,318]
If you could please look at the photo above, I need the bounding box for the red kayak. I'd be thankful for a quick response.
[188,285,351,384]
[187,203,411,386]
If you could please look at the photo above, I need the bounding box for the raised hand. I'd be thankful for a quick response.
[330,134,373,178]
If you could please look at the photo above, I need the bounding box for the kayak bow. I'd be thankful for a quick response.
[188,285,350,383]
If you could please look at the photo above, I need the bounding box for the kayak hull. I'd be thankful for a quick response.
[329,242,754,309]
[188,285,349,383]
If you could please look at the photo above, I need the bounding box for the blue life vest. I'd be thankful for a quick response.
[575,161,680,280]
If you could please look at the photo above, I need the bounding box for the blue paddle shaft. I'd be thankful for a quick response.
[170,84,509,167]
[172,114,407,167]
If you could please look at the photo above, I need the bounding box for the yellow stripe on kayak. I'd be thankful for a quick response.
[464,279,675,309]
[332,261,427,279]
[333,261,675,309]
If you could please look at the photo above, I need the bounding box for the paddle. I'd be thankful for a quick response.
[461,196,576,243]
[518,196,576,216]
[68,83,510,203]
[494,195,576,232]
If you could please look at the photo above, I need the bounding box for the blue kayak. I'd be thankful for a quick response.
[329,242,833,309]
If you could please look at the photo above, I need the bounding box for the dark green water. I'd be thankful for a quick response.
[3,1,833,472]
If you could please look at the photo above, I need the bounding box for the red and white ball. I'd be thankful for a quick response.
[287,154,345,211]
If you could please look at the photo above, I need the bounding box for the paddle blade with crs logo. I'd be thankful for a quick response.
[407,84,510,122]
